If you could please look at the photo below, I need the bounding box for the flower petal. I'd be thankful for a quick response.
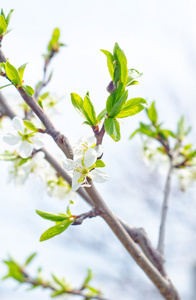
[31,133,44,149]
[94,144,103,158]
[86,136,96,146]
[72,171,82,191]
[18,141,33,158]
[3,132,21,145]
[63,159,76,172]
[90,168,109,183]
[84,148,97,168]
[12,117,25,132]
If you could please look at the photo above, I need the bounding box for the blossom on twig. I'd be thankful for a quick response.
[3,117,44,158]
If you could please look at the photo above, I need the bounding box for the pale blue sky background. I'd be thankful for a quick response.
[0,1,196,299]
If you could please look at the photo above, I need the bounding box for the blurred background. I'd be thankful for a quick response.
[0,0,196,299]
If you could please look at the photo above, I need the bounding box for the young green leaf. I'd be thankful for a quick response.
[6,9,14,26]
[116,97,147,118]
[0,152,18,160]
[146,101,157,124]
[113,43,128,85]
[139,122,157,138]
[95,160,105,168]
[52,274,67,289]
[36,210,70,222]
[51,290,65,298]
[39,219,74,241]
[0,84,13,89]
[5,61,21,85]
[104,118,121,141]
[100,49,114,79]
[23,85,35,96]
[23,120,38,132]
[106,82,125,115]
[24,253,37,266]
[96,108,107,123]
[71,93,85,117]
[83,94,97,126]
[126,69,143,86]
[0,15,7,35]
[129,128,141,139]
[48,28,60,52]
[108,90,128,118]
[18,63,28,83]
[82,269,94,288]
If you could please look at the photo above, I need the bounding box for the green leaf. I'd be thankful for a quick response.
[25,253,37,266]
[23,85,35,96]
[139,122,156,138]
[113,43,128,85]
[71,93,85,117]
[146,101,157,123]
[51,290,65,298]
[39,219,74,241]
[83,94,97,126]
[86,286,99,293]
[36,210,70,222]
[52,274,66,289]
[6,9,14,26]
[116,97,147,118]
[82,269,94,288]
[18,158,29,166]
[0,152,18,160]
[96,108,107,123]
[38,98,43,108]
[95,160,105,168]
[5,61,20,85]
[106,82,125,115]
[159,129,176,139]
[126,69,143,86]
[129,128,140,139]
[1,9,6,19]
[0,84,12,89]
[100,49,114,79]
[48,28,60,52]
[104,118,121,141]
[40,92,49,100]
[23,120,38,132]
[18,63,28,83]
[0,15,7,35]
[108,90,128,118]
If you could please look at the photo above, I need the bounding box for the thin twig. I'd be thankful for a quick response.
[20,270,109,300]
[72,207,101,225]
[157,160,173,255]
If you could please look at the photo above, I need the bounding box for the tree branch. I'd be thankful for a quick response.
[157,160,173,255]
[0,50,181,299]
[84,181,181,300]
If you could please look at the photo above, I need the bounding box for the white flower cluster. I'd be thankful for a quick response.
[174,161,196,191]
[3,117,44,158]
[63,136,109,191]
[7,151,73,200]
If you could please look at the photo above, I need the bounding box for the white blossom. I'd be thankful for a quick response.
[3,117,44,158]
[63,147,109,192]
[73,136,103,160]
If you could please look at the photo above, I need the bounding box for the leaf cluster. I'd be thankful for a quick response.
[45,28,65,57]
[3,254,102,299]
[36,206,75,241]
[0,61,34,95]
[0,9,13,37]
[130,101,196,167]
[71,43,147,142]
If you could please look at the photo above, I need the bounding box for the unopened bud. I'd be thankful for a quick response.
[106,80,117,94]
